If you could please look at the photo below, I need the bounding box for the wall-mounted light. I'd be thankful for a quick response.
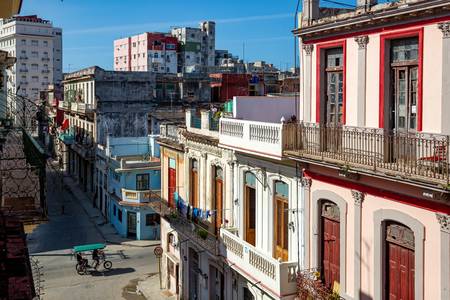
[288,221,295,232]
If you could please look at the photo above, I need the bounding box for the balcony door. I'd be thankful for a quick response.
[190,159,199,207]
[388,38,419,162]
[168,158,176,208]
[323,48,343,153]
[321,201,340,289]
[127,211,137,238]
[274,181,289,262]
[136,174,149,191]
[213,166,223,235]
[389,38,418,134]
[244,172,256,246]
[386,222,415,300]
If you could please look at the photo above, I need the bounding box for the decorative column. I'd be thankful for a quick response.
[352,190,365,300]
[201,152,207,209]
[302,44,314,122]
[438,23,450,134]
[226,159,236,228]
[436,213,450,300]
[300,176,312,268]
[354,36,369,127]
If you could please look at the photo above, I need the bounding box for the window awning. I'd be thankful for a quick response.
[0,0,23,18]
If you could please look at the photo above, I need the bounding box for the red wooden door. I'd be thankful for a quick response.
[168,167,176,207]
[322,217,340,289]
[215,178,223,234]
[387,242,415,300]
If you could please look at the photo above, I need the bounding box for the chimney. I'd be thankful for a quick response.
[302,0,319,24]
[357,0,378,10]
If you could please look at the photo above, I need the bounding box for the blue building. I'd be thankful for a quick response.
[104,136,161,240]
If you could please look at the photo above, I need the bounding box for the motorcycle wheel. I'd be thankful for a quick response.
[103,260,112,270]
[76,263,86,275]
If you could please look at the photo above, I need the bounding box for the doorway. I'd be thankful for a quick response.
[321,201,340,289]
[244,172,256,246]
[127,211,137,238]
[213,166,223,234]
[274,181,289,261]
[168,158,176,207]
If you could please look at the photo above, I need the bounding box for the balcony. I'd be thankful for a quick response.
[70,102,78,112]
[77,103,94,115]
[283,122,450,185]
[220,228,298,298]
[121,188,160,203]
[147,195,218,255]
[219,118,284,160]
[58,101,70,110]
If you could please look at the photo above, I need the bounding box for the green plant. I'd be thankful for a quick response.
[327,292,341,300]
[197,228,208,240]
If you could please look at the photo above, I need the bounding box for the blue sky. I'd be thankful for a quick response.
[20,0,363,72]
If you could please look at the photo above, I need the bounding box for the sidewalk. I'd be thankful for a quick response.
[63,176,160,248]
[137,274,177,300]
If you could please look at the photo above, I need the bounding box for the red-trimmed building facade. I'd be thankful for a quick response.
[290,1,450,299]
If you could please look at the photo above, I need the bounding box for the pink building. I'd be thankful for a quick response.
[114,33,178,73]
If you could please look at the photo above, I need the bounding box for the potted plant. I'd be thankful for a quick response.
[197,228,208,240]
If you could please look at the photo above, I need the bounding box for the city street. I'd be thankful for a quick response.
[26,170,162,300]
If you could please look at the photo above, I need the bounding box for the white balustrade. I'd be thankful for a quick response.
[121,188,156,203]
[219,118,284,159]
[220,228,298,297]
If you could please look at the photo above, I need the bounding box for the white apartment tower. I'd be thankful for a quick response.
[171,21,215,72]
[0,15,63,108]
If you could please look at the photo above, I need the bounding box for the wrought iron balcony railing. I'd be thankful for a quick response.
[283,122,450,185]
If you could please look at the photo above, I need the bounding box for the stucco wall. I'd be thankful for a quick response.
[309,178,443,299]
[303,22,445,133]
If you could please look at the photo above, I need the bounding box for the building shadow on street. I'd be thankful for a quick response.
[90,267,135,277]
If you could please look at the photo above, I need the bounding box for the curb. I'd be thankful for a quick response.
[63,178,161,248]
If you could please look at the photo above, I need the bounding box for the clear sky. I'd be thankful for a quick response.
[19,0,367,73]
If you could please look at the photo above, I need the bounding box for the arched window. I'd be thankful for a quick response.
[321,201,340,289]
[244,172,256,246]
[274,181,289,261]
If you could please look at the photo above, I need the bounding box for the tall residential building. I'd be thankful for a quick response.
[171,21,216,72]
[114,33,178,73]
[0,15,62,104]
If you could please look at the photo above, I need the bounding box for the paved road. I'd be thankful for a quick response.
[27,170,159,300]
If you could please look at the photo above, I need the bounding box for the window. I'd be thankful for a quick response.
[166,44,176,50]
[146,213,160,226]
[43,41,48,47]
[133,42,136,47]
[118,209,122,222]
[154,53,158,58]
[213,166,223,234]
[21,39,26,46]
[389,37,419,132]
[113,205,116,216]
[31,51,38,58]
[190,159,199,207]
[244,172,256,246]
[31,76,38,82]
[274,181,289,261]
[31,40,38,46]
[136,174,149,190]
[325,47,344,126]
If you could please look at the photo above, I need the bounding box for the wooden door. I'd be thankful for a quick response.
[322,216,340,289]
[168,167,176,207]
[214,167,223,234]
[190,160,199,207]
[245,185,256,246]
[127,211,137,238]
[386,223,415,300]
[274,196,289,261]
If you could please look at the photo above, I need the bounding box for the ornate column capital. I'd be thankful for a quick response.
[300,177,312,188]
[302,44,314,56]
[438,22,450,39]
[436,213,450,233]
[351,190,365,206]
[354,35,369,49]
